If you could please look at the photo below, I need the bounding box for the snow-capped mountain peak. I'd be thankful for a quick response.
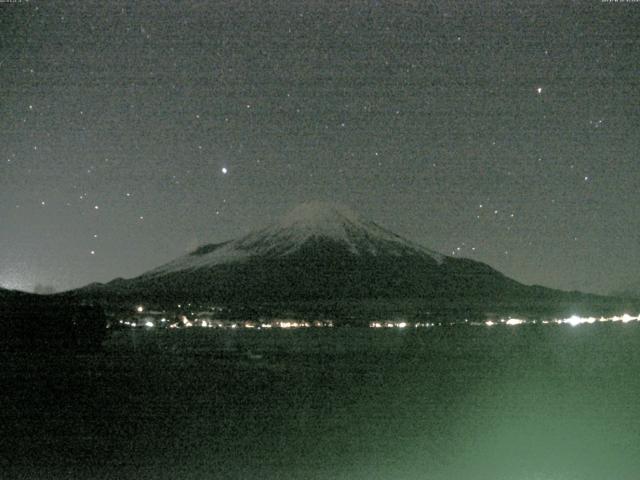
[143,202,444,277]
[278,202,363,233]
[244,202,377,251]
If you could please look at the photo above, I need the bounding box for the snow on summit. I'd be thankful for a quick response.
[252,202,377,249]
[279,202,364,234]
[143,202,445,277]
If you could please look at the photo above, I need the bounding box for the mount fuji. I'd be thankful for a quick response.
[68,202,617,318]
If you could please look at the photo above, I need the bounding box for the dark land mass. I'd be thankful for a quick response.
[61,242,638,322]
[0,287,106,351]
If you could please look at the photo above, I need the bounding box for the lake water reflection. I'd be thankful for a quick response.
[3,324,640,479]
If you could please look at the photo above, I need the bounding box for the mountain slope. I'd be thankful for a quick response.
[0,287,38,302]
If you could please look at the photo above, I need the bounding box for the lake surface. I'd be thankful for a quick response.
[3,324,640,479]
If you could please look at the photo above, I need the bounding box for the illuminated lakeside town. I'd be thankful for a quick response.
[117,305,640,330]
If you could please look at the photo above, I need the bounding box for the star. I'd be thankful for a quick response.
[221,167,228,174]
[536,87,543,94]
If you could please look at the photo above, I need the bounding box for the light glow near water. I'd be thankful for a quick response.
[475,314,640,329]
[118,305,640,330]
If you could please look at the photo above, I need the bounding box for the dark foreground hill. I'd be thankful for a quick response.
[0,288,106,351]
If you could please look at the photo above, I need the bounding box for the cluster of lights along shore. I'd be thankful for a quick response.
[120,305,640,330]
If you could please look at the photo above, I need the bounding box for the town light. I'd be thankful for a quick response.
[505,318,524,326]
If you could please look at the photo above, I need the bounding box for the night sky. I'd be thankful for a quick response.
[1,0,639,294]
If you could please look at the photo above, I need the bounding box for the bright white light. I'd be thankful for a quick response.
[485,320,495,327]
[505,318,524,326]
[561,315,596,326]
[221,167,228,174]
[564,315,582,327]
[397,322,407,328]
[136,305,144,313]
[145,321,154,328]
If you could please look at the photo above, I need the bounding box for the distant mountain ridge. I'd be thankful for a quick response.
[611,281,640,299]
[0,287,36,301]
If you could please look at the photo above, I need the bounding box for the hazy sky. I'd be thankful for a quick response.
[1,0,639,294]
